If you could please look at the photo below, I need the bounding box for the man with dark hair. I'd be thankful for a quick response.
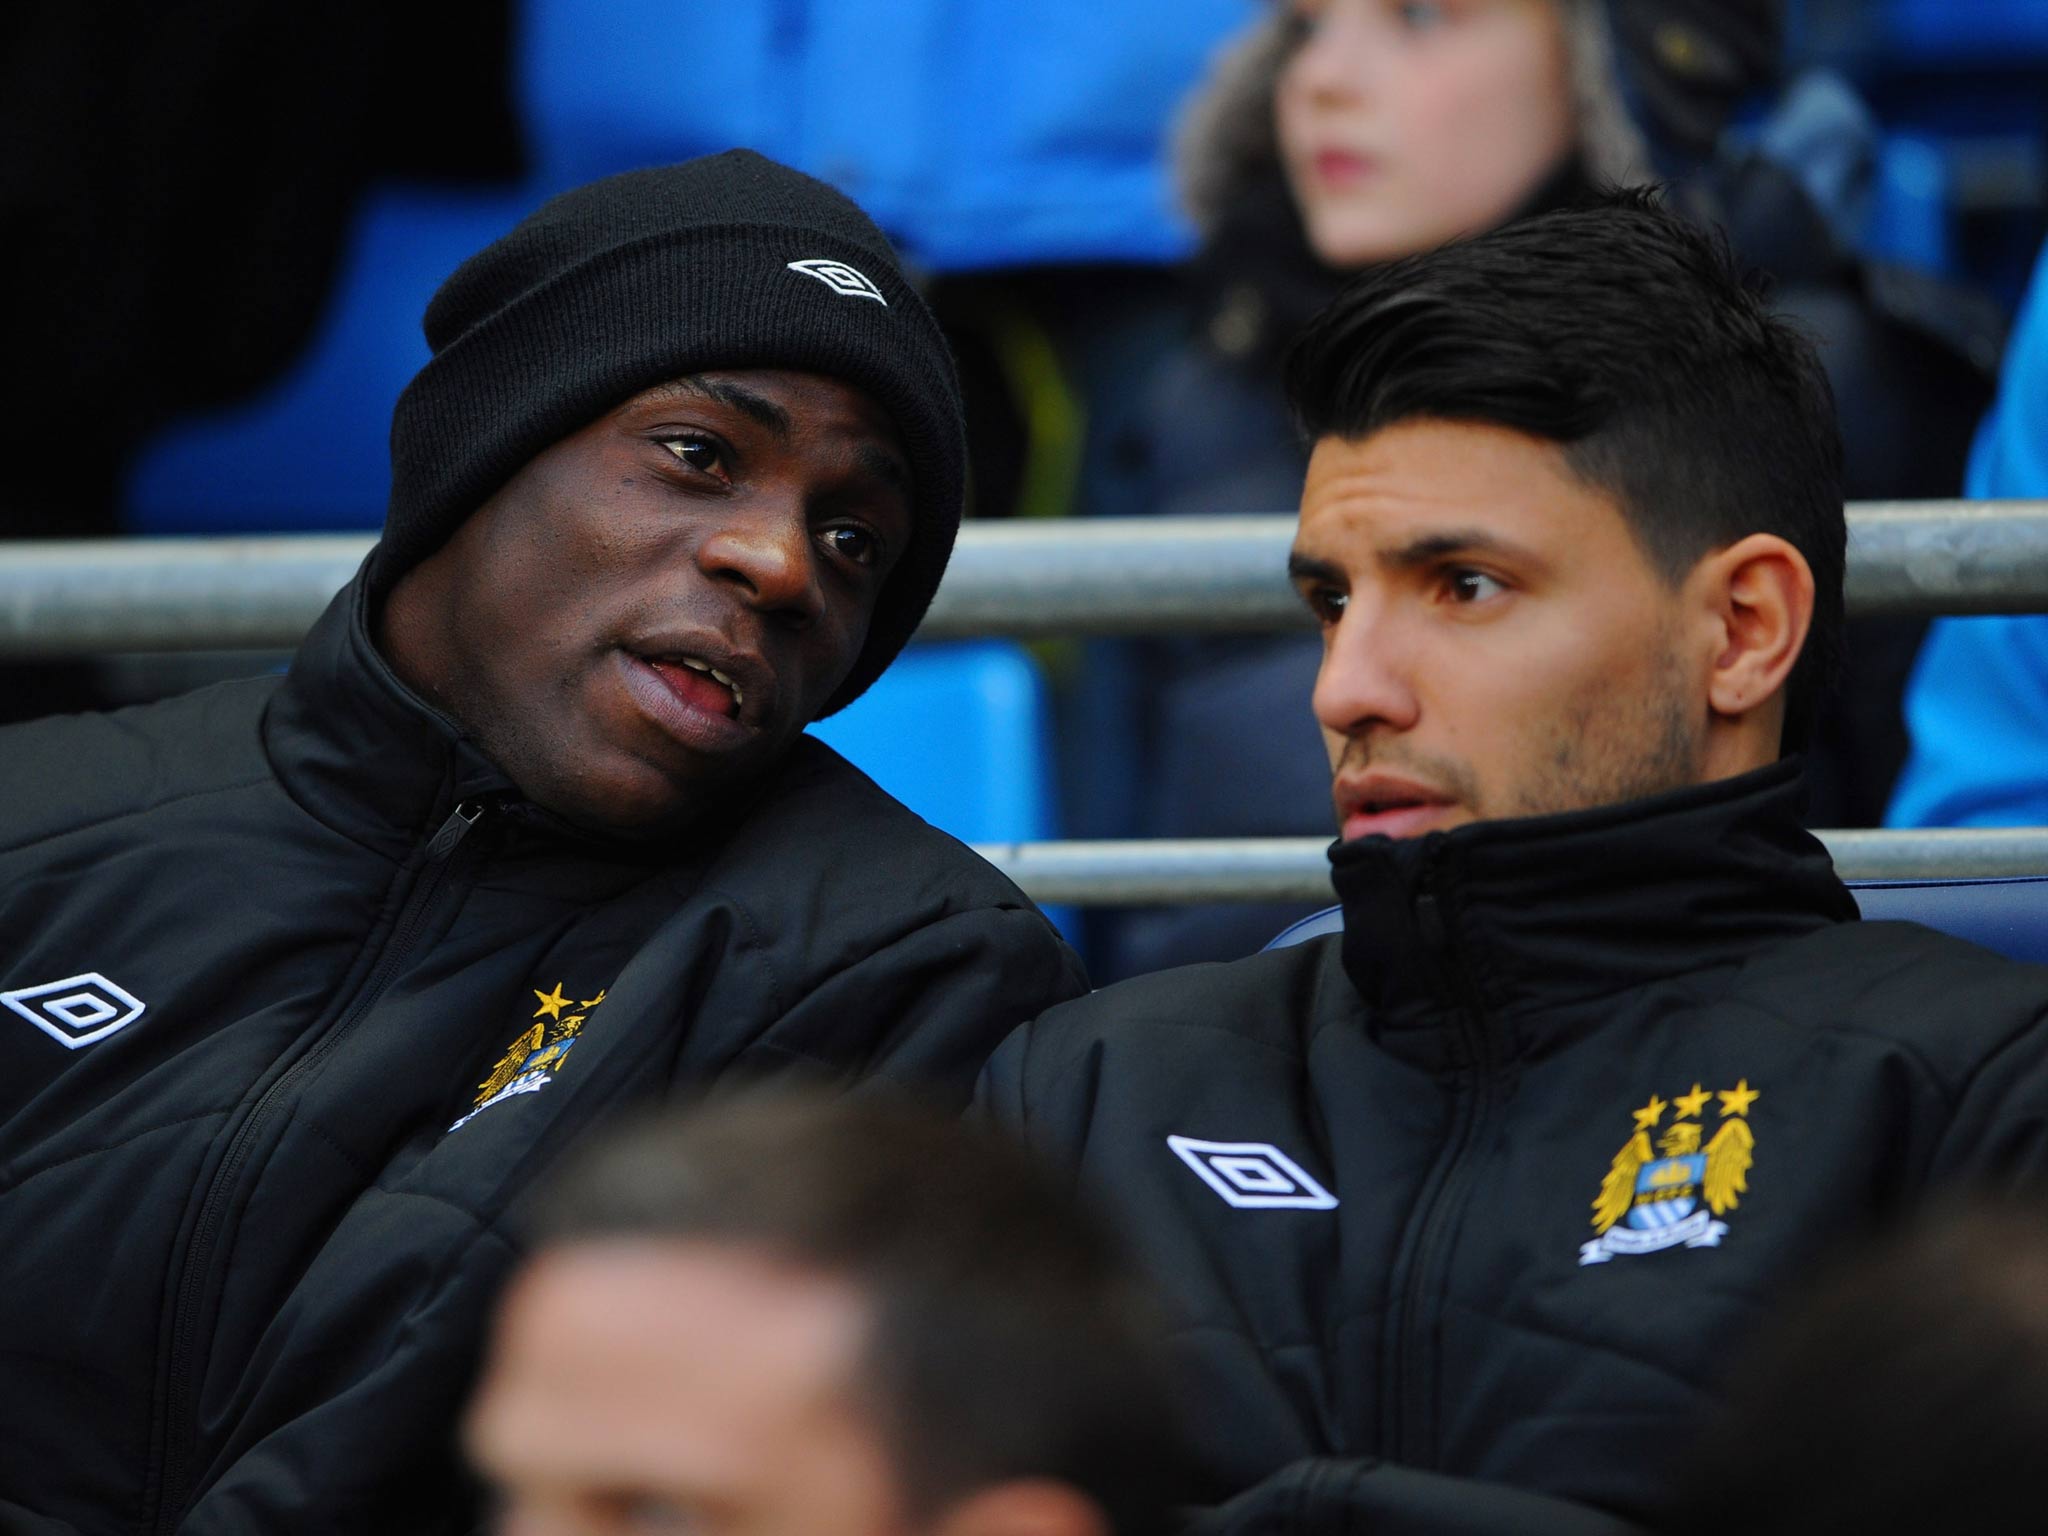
[0,151,1085,1534]
[1673,1198,2048,1536]
[980,191,2048,1532]
[467,1091,1188,1536]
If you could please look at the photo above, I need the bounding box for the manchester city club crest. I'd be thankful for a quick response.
[1580,1079,1758,1265]
[449,982,609,1133]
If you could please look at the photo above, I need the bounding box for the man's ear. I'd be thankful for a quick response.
[929,1481,1111,1536]
[1697,532,1815,722]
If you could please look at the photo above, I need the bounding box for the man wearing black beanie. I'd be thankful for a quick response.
[0,150,1087,1535]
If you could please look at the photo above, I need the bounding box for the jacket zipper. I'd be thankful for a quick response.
[150,799,490,1533]
[1384,856,1501,1469]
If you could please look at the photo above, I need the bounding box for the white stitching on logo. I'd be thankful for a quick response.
[2,973,147,1049]
[1167,1134,1339,1210]
[786,258,889,305]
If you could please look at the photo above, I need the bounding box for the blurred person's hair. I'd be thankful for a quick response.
[529,1090,1190,1536]
[1670,1196,2048,1534]
[1284,186,1844,752]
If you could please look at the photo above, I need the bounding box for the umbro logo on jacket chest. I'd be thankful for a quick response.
[1167,1134,1340,1210]
[2,972,147,1049]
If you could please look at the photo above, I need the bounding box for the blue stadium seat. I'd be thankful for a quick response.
[808,639,1073,937]
[810,639,1058,843]
[124,186,538,533]
[1265,876,2048,965]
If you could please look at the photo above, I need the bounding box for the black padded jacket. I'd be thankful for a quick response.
[979,763,2048,1532]
[0,571,1087,1536]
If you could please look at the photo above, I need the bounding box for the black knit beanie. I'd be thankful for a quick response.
[379,149,966,716]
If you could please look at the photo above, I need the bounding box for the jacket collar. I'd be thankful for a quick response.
[261,559,518,860]
[1330,760,1858,1040]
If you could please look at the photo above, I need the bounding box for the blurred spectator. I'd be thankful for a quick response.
[521,0,1256,273]
[1671,1197,2048,1536]
[1096,0,2002,978]
[1888,237,2048,828]
[468,1091,1190,1536]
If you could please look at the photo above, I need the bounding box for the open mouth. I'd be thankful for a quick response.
[1337,777,1457,841]
[1355,793,1429,816]
[641,654,744,719]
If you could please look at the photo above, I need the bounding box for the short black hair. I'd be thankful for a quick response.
[1672,1198,2048,1535]
[528,1090,1189,1536]
[1284,186,1845,751]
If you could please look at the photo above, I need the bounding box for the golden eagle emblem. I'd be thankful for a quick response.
[449,982,610,1133]
[1581,1080,1757,1265]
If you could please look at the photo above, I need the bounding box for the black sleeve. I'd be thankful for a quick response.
[752,907,1090,1113]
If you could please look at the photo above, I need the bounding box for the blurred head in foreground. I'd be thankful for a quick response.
[467,1092,1187,1536]
[1672,1198,2048,1535]
[1284,188,1844,843]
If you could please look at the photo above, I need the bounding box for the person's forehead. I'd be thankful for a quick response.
[1293,418,1629,563]
[476,1242,874,1481]
[628,369,896,434]
[515,1239,869,1378]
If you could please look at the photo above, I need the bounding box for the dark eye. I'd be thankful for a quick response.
[661,435,725,476]
[1394,0,1449,30]
[822,524,881,567]
[1446,569,1505,604]
[1303,585,1348,626]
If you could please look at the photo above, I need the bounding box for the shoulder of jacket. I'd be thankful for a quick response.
[706,738,1030,900]
[0,676,278,856]
[1025,937,1343,1065]
[1740,919,2048,1070]
[683,737,1069,972]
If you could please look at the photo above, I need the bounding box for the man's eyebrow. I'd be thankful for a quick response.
[853,442,913,502]
[1381,529,1530,569]
[1286,551,1345,585]
[645,376,792,436]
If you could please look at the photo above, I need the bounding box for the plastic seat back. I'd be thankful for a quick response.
[809,639,1058,846]
[808,638,1073,940]
[123,187,537,533]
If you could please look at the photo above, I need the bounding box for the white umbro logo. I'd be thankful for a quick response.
[2,972,147,1049]
[1167,1135,1338,1210]
[786,257,888,305]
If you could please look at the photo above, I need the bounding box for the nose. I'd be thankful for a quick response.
[1311,599,1420,740]
[696,501,824,629]
[1289,0,1379,103]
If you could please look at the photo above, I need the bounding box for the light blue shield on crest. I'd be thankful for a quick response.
[1628,1153,1706,1230]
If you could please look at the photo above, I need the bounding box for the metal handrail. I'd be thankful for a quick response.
[972,829,2048,905]
[2,500,2046,655]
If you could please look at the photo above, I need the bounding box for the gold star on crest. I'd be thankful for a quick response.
[532,983,570,1021]
[1632,1094,1668,1131]
[1718,1079,1760,1119]
[1673,1083,1712,1120]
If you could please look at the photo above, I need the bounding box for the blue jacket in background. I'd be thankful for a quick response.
[1888,242,2048,828]
[519,0,1256,271]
